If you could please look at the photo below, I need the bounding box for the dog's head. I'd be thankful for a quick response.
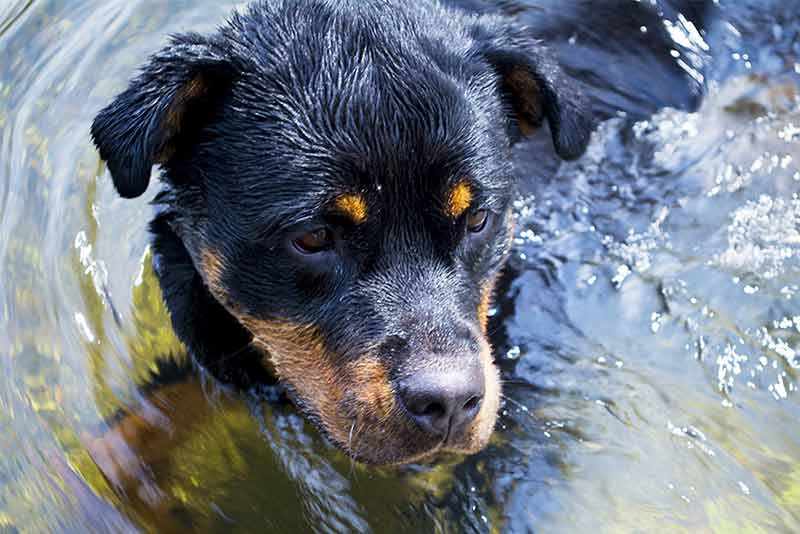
[91,1,591,465]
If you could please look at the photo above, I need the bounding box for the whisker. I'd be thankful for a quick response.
[213,340,255,365]
[499,379,533,386]
[500,393,532,414]
[348,420,359,479]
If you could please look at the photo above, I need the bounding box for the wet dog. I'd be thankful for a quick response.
[91,0,708,466]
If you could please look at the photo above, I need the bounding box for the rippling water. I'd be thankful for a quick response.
[1,0,799,532]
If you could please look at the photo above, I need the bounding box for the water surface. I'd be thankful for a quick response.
[1,0,799,532]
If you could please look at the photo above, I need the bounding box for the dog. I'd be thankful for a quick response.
[90,0,709,471]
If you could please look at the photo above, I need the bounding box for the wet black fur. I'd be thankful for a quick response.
[91,0,709,403]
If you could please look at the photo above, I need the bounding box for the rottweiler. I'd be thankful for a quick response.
[89,0,710,471]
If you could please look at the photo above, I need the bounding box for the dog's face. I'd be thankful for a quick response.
[91,1,591,465]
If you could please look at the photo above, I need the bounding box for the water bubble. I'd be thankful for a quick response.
[778,124,800,141]
[73,313,96,343]
[651,312,663,333]
[769,375,788,399]
[612,265,632,288]
[717,344,748,392]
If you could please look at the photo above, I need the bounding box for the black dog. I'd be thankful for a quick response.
[91,0,708,466]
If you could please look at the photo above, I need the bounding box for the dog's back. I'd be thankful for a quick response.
[451,0,712,118]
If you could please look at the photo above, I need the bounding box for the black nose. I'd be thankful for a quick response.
[400,362,484,438]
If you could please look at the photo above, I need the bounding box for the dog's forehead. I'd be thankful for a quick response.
[226,0,498,154]
[211,2,512,228]
[227,78,491,196]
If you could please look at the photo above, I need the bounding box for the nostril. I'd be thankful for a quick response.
[462,395,482,413]
[415,401,447,419]
[403,392,452,436]
[399,361,485,438]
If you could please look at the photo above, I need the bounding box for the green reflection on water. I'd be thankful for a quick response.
[2,0,800,532]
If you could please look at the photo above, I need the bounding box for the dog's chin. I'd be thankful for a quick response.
[339,429,495,466]
[325,427,443,466]
[317,400,499,466]
[347,444,442,466]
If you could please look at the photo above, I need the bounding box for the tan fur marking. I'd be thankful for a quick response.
[347,358,396,416]
[200,247,226,298]
[167,75,207,132]
[242,319,345,444]
[506,68,543,137]
[441,213,518,454]
[478,277,497,335]
[456,337,502,452]
[441,277,502,455]
[241,319,369,441]
[448,181,473,218]
[158,74,209,163]
[518,118,537,136]
[335,194,368,225]
[239,317,415,462]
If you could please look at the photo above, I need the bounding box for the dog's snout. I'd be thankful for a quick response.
[400,360,484,438]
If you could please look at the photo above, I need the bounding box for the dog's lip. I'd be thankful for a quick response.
[441,418,457,447]
[280,385,441,464]
[273,365,493,464]
[378,443,446,466]
[442,426,468,449]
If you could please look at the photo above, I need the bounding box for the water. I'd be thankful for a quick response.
[1,0,799,532]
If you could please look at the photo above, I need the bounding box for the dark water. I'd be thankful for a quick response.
[1,0,799,532]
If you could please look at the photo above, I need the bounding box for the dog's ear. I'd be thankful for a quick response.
[91,34,236,198]
[472,20,593,160]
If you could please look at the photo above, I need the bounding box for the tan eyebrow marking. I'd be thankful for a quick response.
[447,181,473,218]
[334,194,368,225]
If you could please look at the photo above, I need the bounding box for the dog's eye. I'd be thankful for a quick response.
[293,228,334,254]
[466,209,489,233]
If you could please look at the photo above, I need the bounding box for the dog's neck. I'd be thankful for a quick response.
[149,208,277,389]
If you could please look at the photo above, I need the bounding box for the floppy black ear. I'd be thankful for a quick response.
[472,20,594,160]
[91,34,235,198]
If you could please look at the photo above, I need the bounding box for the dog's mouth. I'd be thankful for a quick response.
[289,369,500,466]
[238,315,500,465]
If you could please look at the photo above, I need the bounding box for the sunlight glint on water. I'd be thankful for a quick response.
[1,0,799,532]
